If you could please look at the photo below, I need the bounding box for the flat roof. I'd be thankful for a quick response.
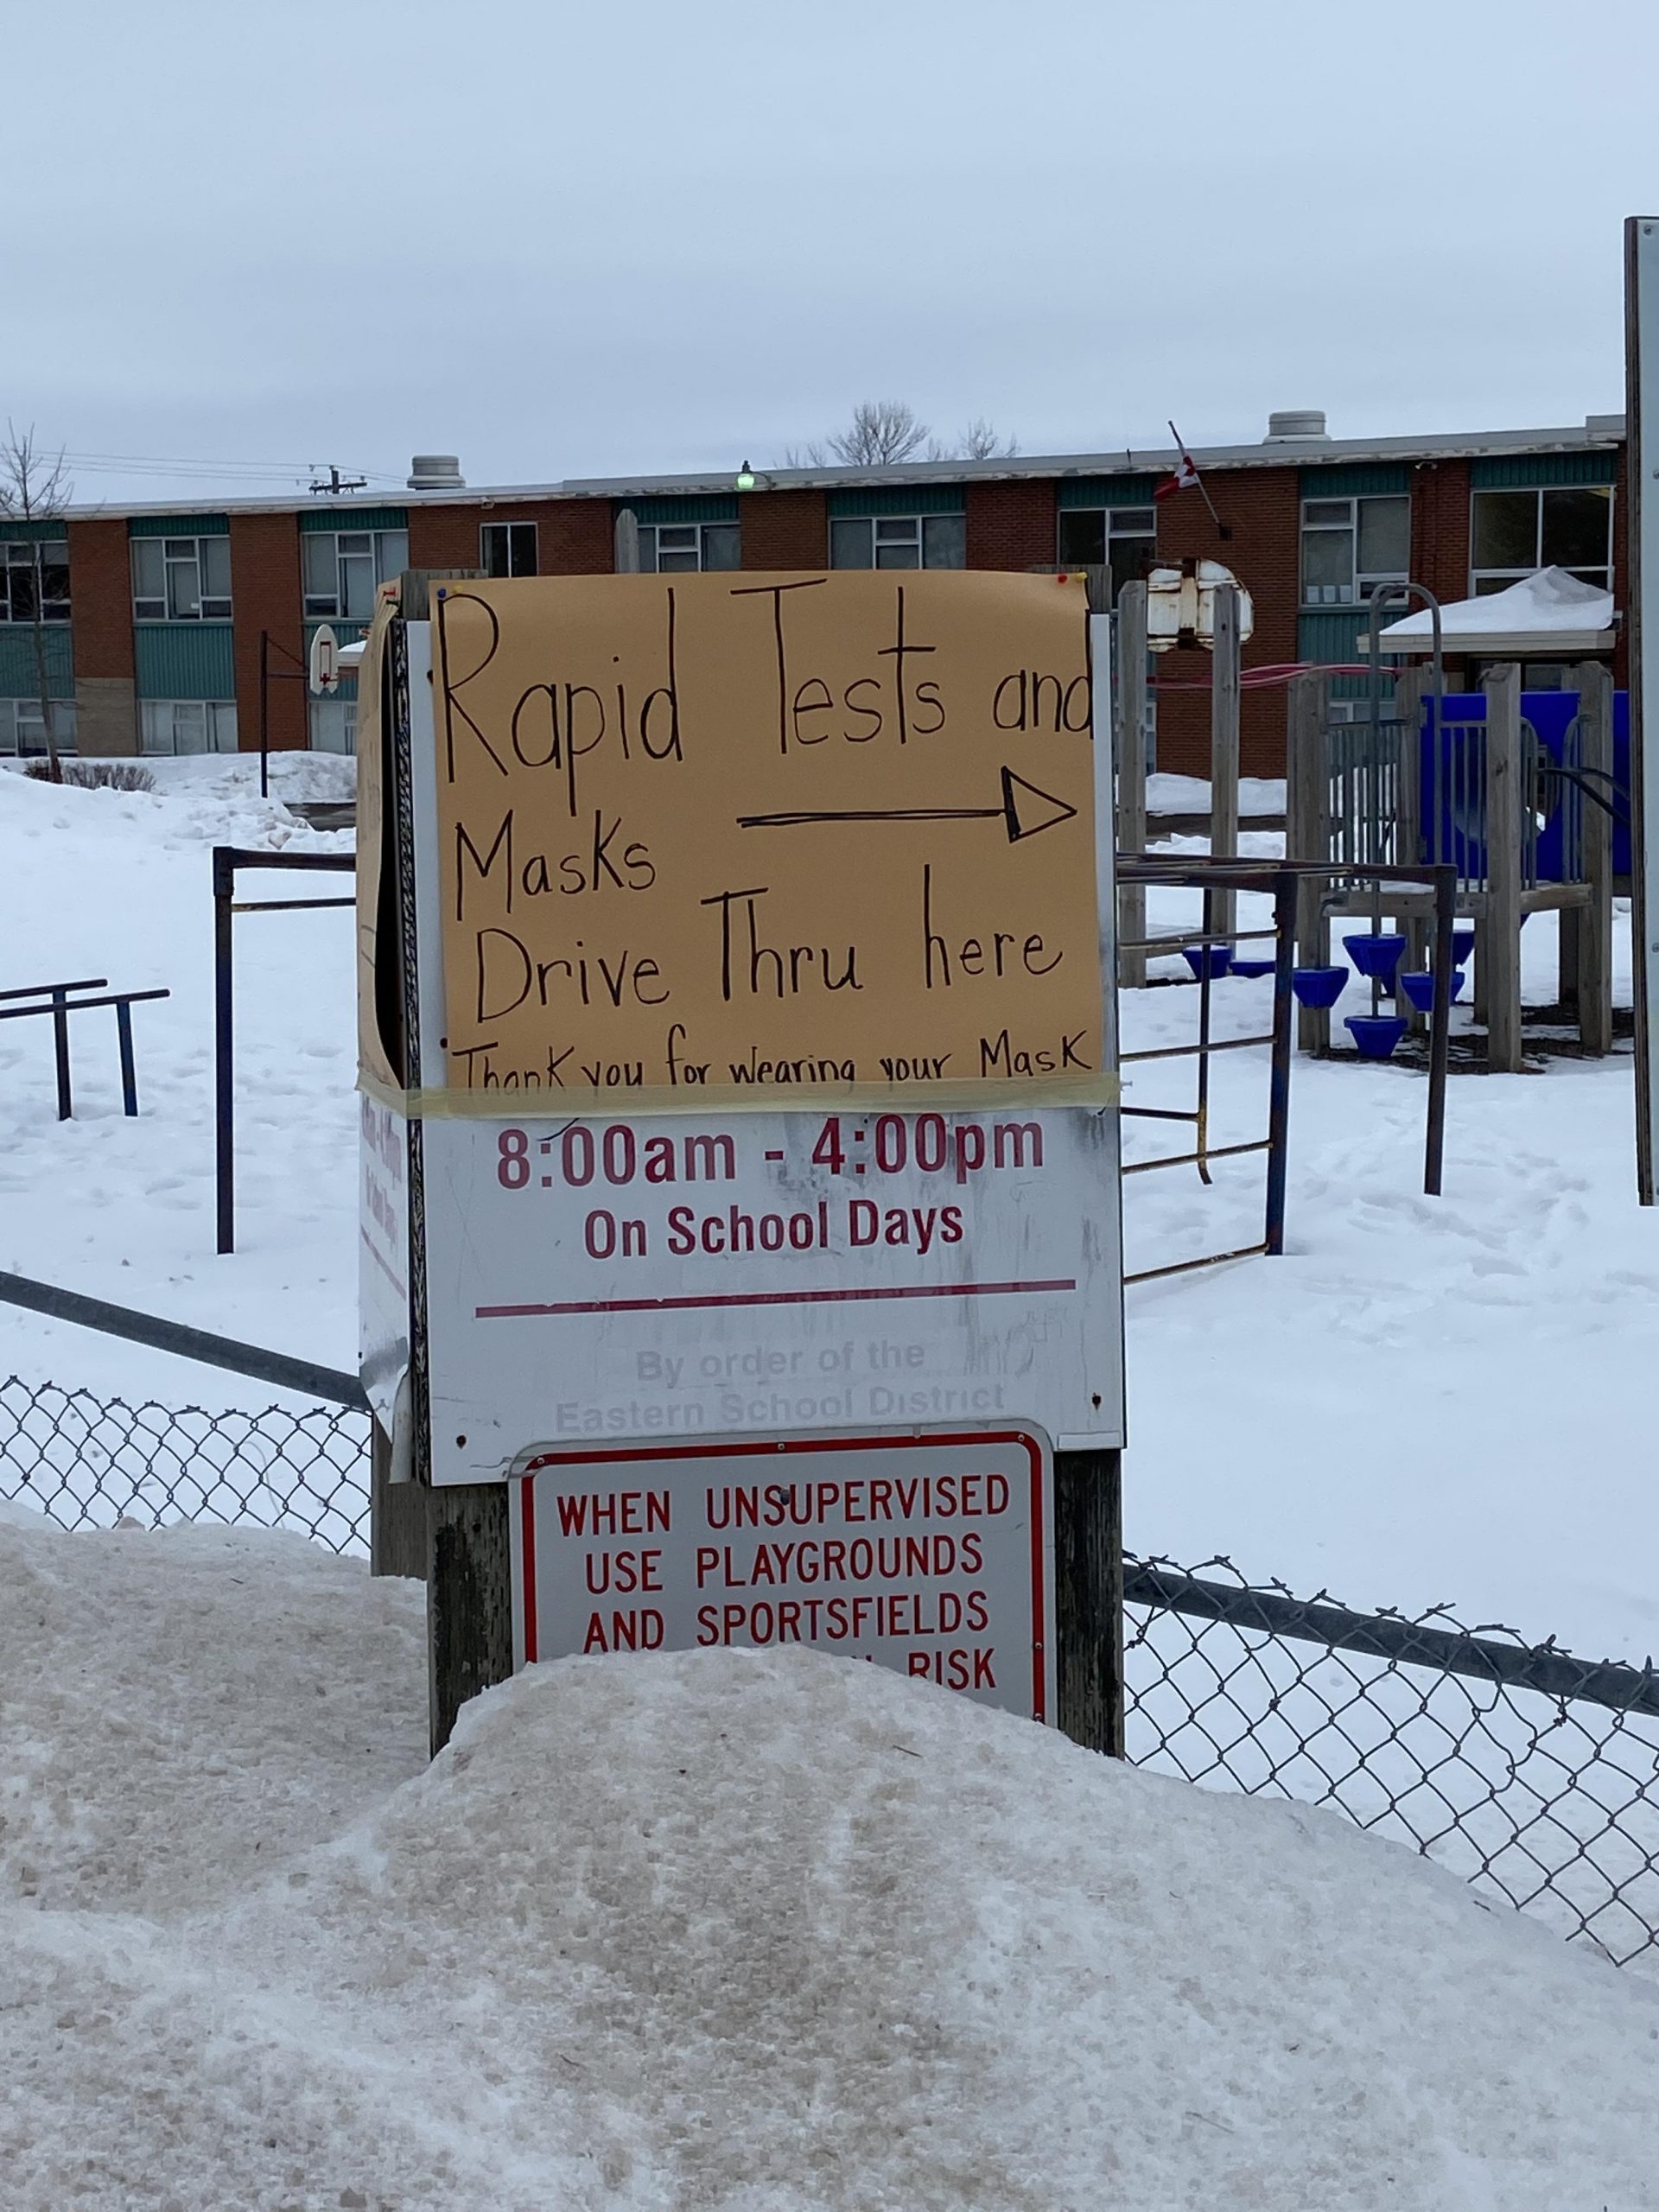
[54,416,1628,523]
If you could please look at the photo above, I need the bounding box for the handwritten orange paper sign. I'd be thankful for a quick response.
[430,569,1103,1109]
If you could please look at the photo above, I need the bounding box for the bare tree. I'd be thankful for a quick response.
[0,425,73,781]
[956,416,1019,461]
[789,400,934,469]
[788,402,1019,468]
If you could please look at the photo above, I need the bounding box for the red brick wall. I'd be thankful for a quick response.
[407,502,485,571]
[66,519,134,678]
[408,498,613,575]
[1410,459,1472,613]
[741,489,828,569]
[228,513,306,752]
[1150,464,1301,779]
[966,480,1057,572]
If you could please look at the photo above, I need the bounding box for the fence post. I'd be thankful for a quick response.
[1210,582,1241,944]
[1576,660,1615,1055]
[1054,1448,1124,1756]
[1116,581,1148,988]
[1286,673,1331,1052]
[614,508,641,575]
[1484,664,1524,1073]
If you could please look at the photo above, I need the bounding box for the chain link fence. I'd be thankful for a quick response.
[3,1374,1655,1968]
[0,1376,371,1555]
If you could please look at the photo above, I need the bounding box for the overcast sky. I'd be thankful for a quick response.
[6,0,1656,505]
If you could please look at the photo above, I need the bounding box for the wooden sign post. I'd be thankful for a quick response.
[357,572,1126,1755]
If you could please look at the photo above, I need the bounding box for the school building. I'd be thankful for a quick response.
[0,407,1626,779]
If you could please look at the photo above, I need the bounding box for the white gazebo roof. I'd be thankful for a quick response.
[1371,567,1615,657]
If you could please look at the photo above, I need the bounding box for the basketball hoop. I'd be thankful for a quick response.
[308,624,340,696]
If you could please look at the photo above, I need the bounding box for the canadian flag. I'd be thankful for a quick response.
[1154,450,1201,501]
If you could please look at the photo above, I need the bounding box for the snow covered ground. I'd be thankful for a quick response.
[0,768,1655,1661]
[4,1507,1657,2212]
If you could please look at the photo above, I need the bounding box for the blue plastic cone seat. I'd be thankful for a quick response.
[1345,1014,1408,1059]
[1398,969,1466,1012]
[1292,966,1347,1009]
[1182,944,1233,980]
[1344,931,1408,984]
[1229,957,1276,978]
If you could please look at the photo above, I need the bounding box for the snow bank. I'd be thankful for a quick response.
[3,1510,1657,2210]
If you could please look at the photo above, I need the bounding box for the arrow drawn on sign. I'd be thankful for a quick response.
[737,767,1078,846]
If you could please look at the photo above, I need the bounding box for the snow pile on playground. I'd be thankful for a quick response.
[3,1509,1656,2212]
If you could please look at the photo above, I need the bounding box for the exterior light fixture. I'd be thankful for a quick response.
[735,461,757,492]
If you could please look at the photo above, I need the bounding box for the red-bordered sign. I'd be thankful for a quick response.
[509,1427,1053,1723]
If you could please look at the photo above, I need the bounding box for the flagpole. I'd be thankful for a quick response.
[1167,419,1228,537]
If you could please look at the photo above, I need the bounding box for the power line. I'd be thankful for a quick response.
[58,448,404,489]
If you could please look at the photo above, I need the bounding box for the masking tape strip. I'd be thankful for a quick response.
[358,1069,1121,1120]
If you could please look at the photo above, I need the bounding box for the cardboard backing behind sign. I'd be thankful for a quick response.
[429,570,1102,1111]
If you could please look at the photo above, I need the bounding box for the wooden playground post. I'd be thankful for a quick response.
[1115,582,1149,988]
[1575,660,1616,1055]
[1286,672,1331,1051]
[1210,582,1241,944]
[1483,663,1525,1073]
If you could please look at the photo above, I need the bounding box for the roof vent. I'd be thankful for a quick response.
[1263,410,1329,443]
[407,454,465,490]
[1585,412,1626,439]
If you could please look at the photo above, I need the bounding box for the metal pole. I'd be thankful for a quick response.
[116,999,137,1116]
[259,628,270,802]
[1264,872,1296,1254]
[50,987,71,1120]
[1195,883,1215,1184]
[213,847,235,1254]
[1425,862,1453,1197]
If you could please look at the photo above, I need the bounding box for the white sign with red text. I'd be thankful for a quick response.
[507,1428,1055,1722]
[420,1105,1122,1485]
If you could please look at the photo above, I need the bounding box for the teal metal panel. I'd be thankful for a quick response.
[620,494,740,525]
[0,518,66,543]
[0,624,73,697]
[133,624,236,700]
[1299,609,1400,702]
[299,506,408,533]
[1058,474,1158,507]
[1471,452,1618,489]
[127,512,230,537]
[827,486,964,518]
[1299,464,1410,499]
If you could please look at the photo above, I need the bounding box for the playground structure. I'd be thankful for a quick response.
[1115,853,1452,1282]
[1113,574,1623,1077]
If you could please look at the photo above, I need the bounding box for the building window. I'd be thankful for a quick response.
[302,528,409,620]
[829,512,966,570]
[1057,506,1156,602]
[636,521,741,572]
[139,700,238,754]
[1300,496,1410,605]
[1470,486,1612,595]
[1,538,71,622]
[308,696,357,754]
[131,536,232,621]
[0,697,76,754]
[481,522,537,577]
